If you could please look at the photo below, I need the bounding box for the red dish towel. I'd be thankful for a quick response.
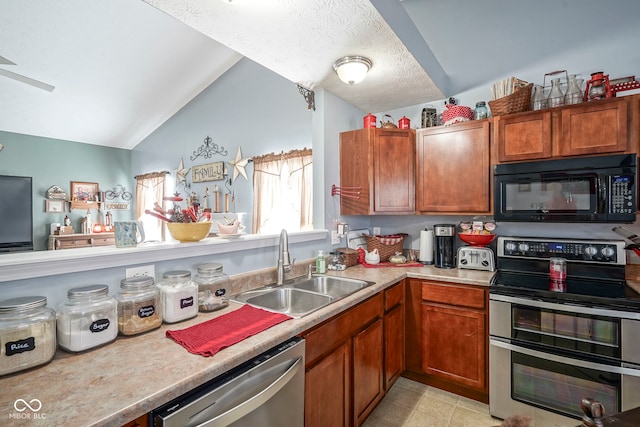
[166,305,292,356]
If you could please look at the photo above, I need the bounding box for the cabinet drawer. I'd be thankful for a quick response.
[384,282,404,311]
[421,282,485,310]
[92,237,115,246]
[302,293,383,366]
[58,239,92,249]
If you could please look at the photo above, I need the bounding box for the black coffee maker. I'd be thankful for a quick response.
[434,224,456,268]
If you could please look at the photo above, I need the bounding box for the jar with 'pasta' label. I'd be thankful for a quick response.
[117,276,162,335]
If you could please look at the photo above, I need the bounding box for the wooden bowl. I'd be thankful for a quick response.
[166,222,211,242]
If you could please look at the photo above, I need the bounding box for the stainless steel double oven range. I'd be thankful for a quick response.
[489,236,640,426]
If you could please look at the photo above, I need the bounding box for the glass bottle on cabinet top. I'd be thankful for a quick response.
[531,85,547,110]
[564,74,583,105]
[547,78,564,108]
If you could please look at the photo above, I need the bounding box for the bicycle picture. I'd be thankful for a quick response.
[105,185,133,201]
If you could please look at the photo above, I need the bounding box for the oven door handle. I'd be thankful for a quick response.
[489,293,640,320]
[490,338,640,377]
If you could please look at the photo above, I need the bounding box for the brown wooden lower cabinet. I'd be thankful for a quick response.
[384,282,405,390]
[404,278,489,403]
[353,318,384,425]
[305,341,351,427]
[120,413,148,427]
[301,280,405,427]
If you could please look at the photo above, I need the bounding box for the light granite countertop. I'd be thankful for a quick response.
[0,265,494,427]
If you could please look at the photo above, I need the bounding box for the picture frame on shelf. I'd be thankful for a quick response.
[45,199,65,213]
[70,181,99,202]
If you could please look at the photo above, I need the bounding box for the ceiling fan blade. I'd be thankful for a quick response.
[0,54,16,65]
[0,68,55,92]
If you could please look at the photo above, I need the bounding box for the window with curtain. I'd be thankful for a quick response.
[135,171,169,242]
[252,148,312,234]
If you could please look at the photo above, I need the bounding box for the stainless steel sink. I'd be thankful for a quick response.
[291,276,369,298]
[233,288,334,318]
[230,276,374,318]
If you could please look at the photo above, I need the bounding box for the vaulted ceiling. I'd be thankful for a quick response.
[1,0,638,150]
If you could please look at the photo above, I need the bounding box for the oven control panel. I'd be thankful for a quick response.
[497,237,626,264]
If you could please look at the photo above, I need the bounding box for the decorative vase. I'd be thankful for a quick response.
[547,78,564,108]
[564,74,583,105]
[532,85,547,110]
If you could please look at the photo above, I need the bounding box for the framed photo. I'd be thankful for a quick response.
[45,199,65,213]
[70,181,99,202]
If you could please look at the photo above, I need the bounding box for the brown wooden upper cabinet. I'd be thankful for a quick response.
[416,120,491,214]
[494,96,633,163]
[339,128,415,215]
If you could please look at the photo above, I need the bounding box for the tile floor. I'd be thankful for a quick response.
[363,377,503,427]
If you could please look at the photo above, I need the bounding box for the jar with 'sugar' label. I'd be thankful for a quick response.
[117,276,162,335]
[0,296,56,376]
[57,284,118,352]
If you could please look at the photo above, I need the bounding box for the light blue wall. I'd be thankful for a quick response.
[131,58,313,233]
[0,131,131,250]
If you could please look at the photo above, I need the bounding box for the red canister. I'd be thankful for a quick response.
[398,116,410,129]
[363,113,377,128]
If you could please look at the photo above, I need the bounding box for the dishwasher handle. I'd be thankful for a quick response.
[195,355,303,427]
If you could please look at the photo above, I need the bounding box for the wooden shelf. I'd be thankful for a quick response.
[69,201,101,210]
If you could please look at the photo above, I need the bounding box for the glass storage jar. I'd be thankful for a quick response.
[57,284,118,352]
[194,263,230,312]
[0,296,56,376]
[327,251,346,271]
[474,101,489,119]
[157,270,198,323]
[117,276,162,335]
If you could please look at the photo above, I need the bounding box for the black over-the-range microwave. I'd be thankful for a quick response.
[493,153,637,223]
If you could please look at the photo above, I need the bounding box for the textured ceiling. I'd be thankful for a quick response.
[1,0,638,149]
[143,0,444,114]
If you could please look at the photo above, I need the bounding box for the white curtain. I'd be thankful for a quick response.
[252,148,312,234]
[135,171,168,242]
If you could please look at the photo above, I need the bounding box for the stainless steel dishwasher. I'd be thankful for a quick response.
[151,337,305,427]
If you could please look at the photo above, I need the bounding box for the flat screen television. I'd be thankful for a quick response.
[0,175,33,252]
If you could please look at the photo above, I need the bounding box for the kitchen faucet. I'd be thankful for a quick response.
[276,229,295,285]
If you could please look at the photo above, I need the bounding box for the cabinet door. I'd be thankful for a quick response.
[373,129,415,213]
[495,110,553,162]
[340,129,373,215]
[340,129,414,215]
[416,121,490,213]
[384,303,405,390]
[305,342,351,427]
[421,304,486,390]
[353,318,384,426]
[121,413,148,427]
[559,99,628,156]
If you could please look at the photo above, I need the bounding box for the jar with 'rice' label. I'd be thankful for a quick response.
[194,263,230,312]
[57,284,117,352]
[0,296,56,376]
[157,270,198,323]
[117,276,162,335]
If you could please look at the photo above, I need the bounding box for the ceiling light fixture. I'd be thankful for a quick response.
[332,56,372,85]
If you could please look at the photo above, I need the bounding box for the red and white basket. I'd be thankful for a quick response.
[442,104,474,126]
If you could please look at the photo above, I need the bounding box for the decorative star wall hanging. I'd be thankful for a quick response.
[175,158,191,187]
[228,147,251,182]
